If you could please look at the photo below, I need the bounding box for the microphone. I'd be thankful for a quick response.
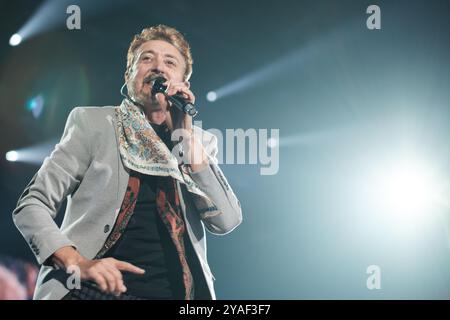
[151,76,198,117]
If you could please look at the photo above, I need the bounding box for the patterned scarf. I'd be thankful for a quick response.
[115,99,211,200]
[111,99,204,299]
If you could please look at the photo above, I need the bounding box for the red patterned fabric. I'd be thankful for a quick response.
[95,172,140,258]
[95,170,194,300]
[155,175,194,300]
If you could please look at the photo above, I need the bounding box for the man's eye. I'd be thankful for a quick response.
[166,60,176,66]
[142,56,152,61]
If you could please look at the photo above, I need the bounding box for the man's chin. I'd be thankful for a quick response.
[148,110,167,124]
[138,98,166,114]
[135,94,158,108]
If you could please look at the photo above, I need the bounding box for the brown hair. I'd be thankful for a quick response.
[125,24,193,81]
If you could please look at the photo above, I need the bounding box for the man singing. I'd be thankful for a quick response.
[13,25,242,300]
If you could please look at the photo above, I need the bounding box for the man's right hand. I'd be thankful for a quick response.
[51,246,145,296]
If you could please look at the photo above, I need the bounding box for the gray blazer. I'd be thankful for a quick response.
[12,106,242,300]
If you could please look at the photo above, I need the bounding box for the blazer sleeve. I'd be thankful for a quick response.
[187,133,243,235]
[12,107,93,265]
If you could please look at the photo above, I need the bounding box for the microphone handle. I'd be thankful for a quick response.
[166,94,198,117]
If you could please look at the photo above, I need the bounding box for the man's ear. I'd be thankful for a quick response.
[184,80,190,89]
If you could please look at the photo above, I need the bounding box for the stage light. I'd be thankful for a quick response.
[381,166,435,215]
[6,151,19,162]
[4,140,58,165]
[12,0,131,46]
[206,91,217,102]
[26,94,45,118]
[9,34,22,46]
[205,36,322,102]
[367,157,442,222]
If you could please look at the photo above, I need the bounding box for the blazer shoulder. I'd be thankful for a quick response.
[73,106,117,118]
[68,106,117,129]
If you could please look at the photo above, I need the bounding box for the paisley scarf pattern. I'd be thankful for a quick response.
[114,99,213,203]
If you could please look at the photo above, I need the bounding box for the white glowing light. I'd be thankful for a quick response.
[206,91,217,102]
[372,162,438,217]
[9,34,22,46]
[6,151,19,162]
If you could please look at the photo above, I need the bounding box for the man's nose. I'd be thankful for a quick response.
[151,57,167,75]
[151,68,164,76]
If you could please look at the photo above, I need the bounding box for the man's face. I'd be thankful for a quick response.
[127,40,187,110]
